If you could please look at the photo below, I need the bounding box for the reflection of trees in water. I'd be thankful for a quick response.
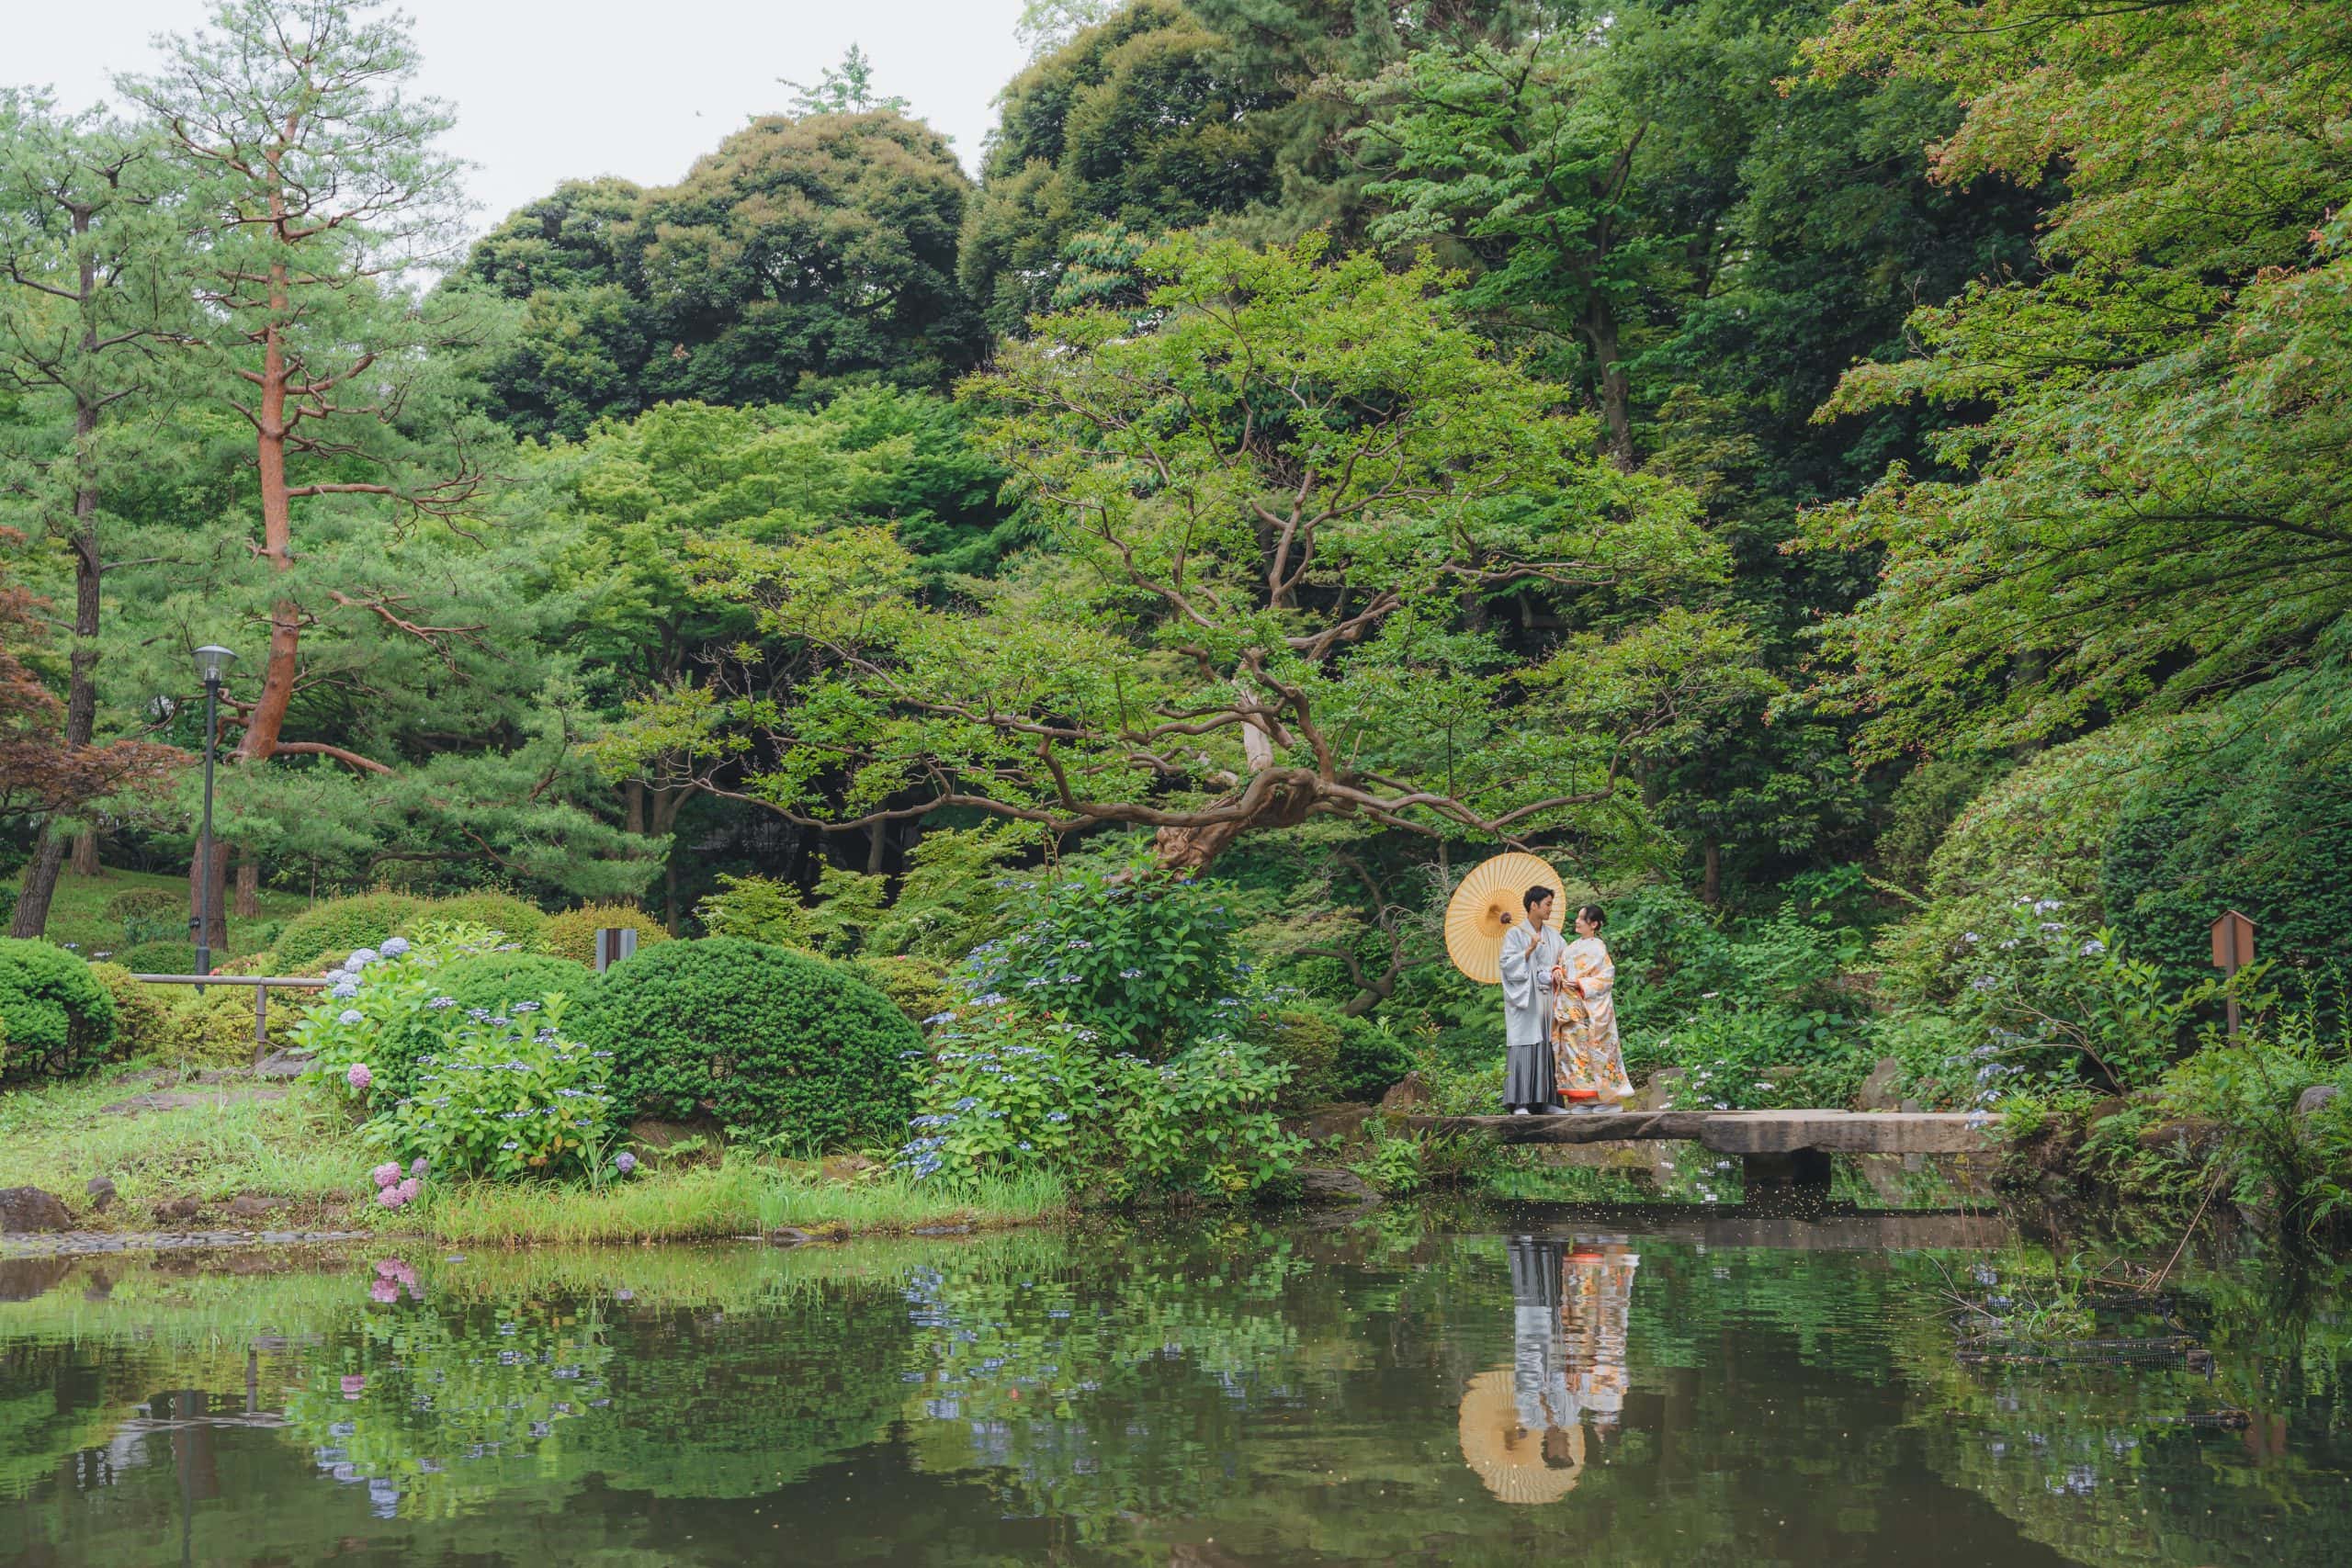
[1898,1250,2352,1567]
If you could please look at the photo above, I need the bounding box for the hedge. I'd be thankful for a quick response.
[397,890,549,948]
[0,939,118,1081]
[432,951,594,1016]
[534,903,673,966]
[275,893,427,968]
[572,937,919,1148]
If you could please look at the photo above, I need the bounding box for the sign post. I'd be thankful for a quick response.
[2211,909,2256,1040]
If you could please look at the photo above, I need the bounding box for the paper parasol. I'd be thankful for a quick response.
[1457,1369,1585,1505]
[1445,852,1566,984]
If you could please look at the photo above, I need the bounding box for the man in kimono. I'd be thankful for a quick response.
[1498,886,1568,1114]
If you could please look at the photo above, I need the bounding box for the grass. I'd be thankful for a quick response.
[0,1061,1067,1245]
[34,863,311,961]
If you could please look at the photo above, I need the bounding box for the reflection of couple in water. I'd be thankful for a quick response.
[1459,1235,1642,1504]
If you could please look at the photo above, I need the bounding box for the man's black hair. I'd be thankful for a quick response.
[1523,885,1555,912]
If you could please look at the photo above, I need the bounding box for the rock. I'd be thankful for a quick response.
[2137,1117,2228,1161]
[2295,1085,2341,1118]
[152,1196,203,1223]
[1855,1057,1905,1111]
[819,1153,877,1183]
[253,1051,309,1081]
[1634,1068,1685,1112]
[224,1194,285,1220]
[1378,1073,1434,1115]
[0,1187,74,1234]
[1298,1168,1377,1205]
[627,1117,723,1168]
[85,1176,117,1213]
[766,1226,813,1247]
[1295,1103,1374,1146]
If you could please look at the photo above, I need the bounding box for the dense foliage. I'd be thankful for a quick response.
[3,1,2344,1208]
[572,937,920,1147]
[0,936,115,1080]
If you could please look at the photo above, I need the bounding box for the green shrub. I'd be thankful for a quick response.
[960,857,1242,1058]
[116,940,197,975]
[0,938,118,1081]
[86,962,173,1058]
[165,983,297,1066]
[574,937,919,1149]
[401,890,549,949]
[276,893,427,968]
[432,951,593,1016]
[1250,1003,1342,1111]
[105,886,186,947]
[288,928,511,1110]
[898,1001,1306,1201]
[2103,759,2352,1014]
[849,953,956,1028]
[1657,1004,1873,1111]
[535,902,673,965]
[375,994,615,1180]
[1332,1012,1416,1102]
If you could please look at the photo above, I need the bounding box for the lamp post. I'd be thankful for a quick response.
[190,646,236,988]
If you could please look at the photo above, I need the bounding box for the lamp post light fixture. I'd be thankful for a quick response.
[190,646,236,988]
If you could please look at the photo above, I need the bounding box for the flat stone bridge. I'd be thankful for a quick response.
[1403,1109,2001,1187]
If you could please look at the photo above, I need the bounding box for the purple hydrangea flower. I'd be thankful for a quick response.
[409,1157,429,1178]
[347,948,379,967]
[614,1151,638,1176]
[380,936,411,958]
[371,1161,402,1188]
[347,1062,374,1091]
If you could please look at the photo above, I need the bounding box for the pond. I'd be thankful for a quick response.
[2,1205,2346,1566]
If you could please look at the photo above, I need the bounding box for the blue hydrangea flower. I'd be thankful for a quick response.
[428,996,458,1010]
[347,948,379,967]
[331,980,359,999]
[380,937,411,958]
[338,1009,366,1026]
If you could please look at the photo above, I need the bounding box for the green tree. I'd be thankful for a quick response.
[443,175,648,440]
[780,44,910,117]
[626,111,986,408]
[960,1,1286,335]
[0,92,195,934]
[604,234,1731,872]
[1797,0,2352,759]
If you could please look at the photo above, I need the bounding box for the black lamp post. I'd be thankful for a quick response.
[190,645,236,987]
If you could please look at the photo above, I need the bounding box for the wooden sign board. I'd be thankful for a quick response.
[2211,909,2256,972]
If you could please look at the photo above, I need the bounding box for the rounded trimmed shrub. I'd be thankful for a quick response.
[1254,1003,1343,1111]
[0,939,118,1081]
[535,902,673,965]
[432,950,594,1015]
[166,982,300,1066]
[116,940,198,975]
[400,890,549,948]
[573,937,919,1148]
[276,893,427,968]
[1334,1012,1416,1103]
[86,962,173,1059]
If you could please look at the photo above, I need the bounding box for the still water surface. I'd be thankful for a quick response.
[2,1208,2346,1565]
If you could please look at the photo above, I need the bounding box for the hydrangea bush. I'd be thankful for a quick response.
[958,859,1243,1060]
[897,999,1303,1201]
[289,922,514,1109]
[372,993,616,1180]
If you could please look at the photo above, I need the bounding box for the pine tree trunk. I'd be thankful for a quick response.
[70,829,99,877]
[9,832,68,939]
[187,848,228,954]
[624,779,646,835]
[235,254,298,764]
[234,854,260,919]
[1702,840,1723,907]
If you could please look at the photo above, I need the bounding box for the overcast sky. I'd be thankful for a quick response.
[7,0,1034,240]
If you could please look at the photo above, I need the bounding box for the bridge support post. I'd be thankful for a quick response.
[1741,1148,1834,1189]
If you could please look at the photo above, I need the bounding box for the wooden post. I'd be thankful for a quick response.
[2211,909,2256,1041]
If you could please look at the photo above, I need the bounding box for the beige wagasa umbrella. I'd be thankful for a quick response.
[1444,852,1566,985]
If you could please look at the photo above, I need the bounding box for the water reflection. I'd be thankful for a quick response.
[1462,1235,1640,1504]
[0,1219,2346,1567]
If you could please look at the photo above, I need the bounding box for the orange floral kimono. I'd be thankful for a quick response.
[1554,936,1634,1104]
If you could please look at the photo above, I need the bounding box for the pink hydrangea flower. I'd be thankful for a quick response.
[369,1277,400,1303]
[340,1374,366,1399]
[376,1185,405,1209]
[393,1178,421,1205]
[370,1162,402,1189]
[346,1063,373,1092]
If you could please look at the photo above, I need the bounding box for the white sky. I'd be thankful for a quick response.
[6,0,1034,241]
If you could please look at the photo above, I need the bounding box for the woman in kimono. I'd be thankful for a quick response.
[1555,903,1634,1110]
[1497,886,1567,1115]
